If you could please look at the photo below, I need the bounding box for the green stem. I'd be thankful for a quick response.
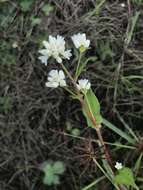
[60,62,78,89]
[59,62,82,100]
[75,52,82,81]
[95,128,126,190]
[96,127,113,170]
[60,62,75,83]
[63,87,77,97]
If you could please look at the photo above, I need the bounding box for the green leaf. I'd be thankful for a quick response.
[53,175,60,185]
[134,153,143,176]
[42,4,54,16]
[102,118,136,144]
[0,96,11,113]
[71,128,80,136]
[116,111,138,142]
[82,89,102,127]
[43,173,60,185]
[53,161,65,174]
[20,0,33,12]
[43,171,55,185]
[125,11,140,46]
[114,167,139,190]
[30,16,41,26]
[42,163,52,173]
[42,164,55,185]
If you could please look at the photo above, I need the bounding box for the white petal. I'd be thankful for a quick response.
[56,56,62,63]
[47,76,53,82]
[71,35,79,48]
[45,81,59,88]
[48,70,58,78]
[43,41,50,49]
[59,79,66,87]
[49,35,56,43]
[59,70,65,79]
[83,33,86,38]
[63,50,72,59]
[39,49,48,55]
[38,56,48,65]
[86,82,91,90]
[85,39,90,48]
[57,35,65,45]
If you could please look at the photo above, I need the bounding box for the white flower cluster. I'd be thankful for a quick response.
[77,79,91,91]
[39,35,72,65]
[39,33,91,91]
[71,33,90,52]
[45,70,66,88]
[115,162,123,170]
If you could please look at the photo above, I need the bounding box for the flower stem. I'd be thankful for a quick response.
[95,126,126,190]
[60,63,73,81]
[95,127,113,170]
[60,62,76,87]
[59,62,82,99]
[75,52,82,81]
[64,87,77,97]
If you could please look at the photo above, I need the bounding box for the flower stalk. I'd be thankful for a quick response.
[75,51,82,81]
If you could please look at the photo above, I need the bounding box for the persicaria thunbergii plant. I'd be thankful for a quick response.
[38,33,139,190]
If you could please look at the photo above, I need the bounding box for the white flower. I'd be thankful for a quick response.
[45,69,66,88]
[77,79,91,91]
[115,162,123,170]
[12,42,18,48]
[120,3,125,7]
[71,33,90,51]
[39,35,72,65]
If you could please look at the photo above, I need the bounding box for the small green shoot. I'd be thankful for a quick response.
[30,16,41,26]
[0,96,11,114]
[66,122,80,136]
[96,40,114,61]
[40,161,65,186]
[42,4,54,16]
[71,128,80,136]
[19,0,34,12]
